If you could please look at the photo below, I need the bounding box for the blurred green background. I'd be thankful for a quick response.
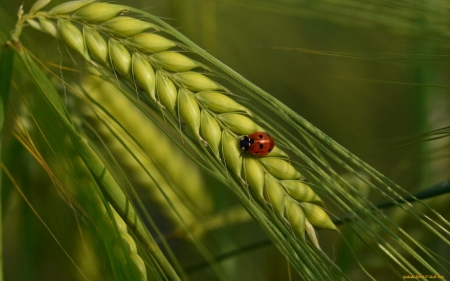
[1,0,449,280]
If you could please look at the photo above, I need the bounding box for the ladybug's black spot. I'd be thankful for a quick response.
[250,138,255,144]
[259,134,263,138]
[268,148,272,152]
[255,151,259,154]
[259,144,264,149]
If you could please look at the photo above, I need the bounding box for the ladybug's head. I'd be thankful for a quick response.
[239,136,254,152]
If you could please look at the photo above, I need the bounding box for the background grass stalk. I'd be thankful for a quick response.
[0,42,15,281]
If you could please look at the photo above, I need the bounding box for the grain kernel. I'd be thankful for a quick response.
[101,16,159,37]
[129,253,147,281]
[196,91,247,113]
[72,2,125,23]
[217,113,261,135]
[129,33,177,53]
[178,89,201,138]
[281,180,322,203]
[109,39,131,77]
[244,157,265,201]
[285,199,306,239]
[264,175,285,219]
[39,17,57,37]
[27,19,43,32]
[58,19,86,57]
[132,53,156,102]
[200,110,222,155]
[301,203,337,230]
[266,146,288,158]
[222,130,242,177]
[156,71,177,116]
[30,0,51,14]
[48,0,95,14]
[84,26,108,64]
[151,52,201,72]
[173,72,223,92]
[260,158,301,180]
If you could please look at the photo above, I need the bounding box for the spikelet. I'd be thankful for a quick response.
[58,19,86,58]
[196,92,247,113]
[109,38,131,77]
[178,88,201,139]
[301,203,337,230]
[217,113,262,135]
[200,110,222,155]
[156,71,177,116]
[29,0,51,14]
[39,17,57,37]
[101,16,160,37]
[260,158,301,180]
[48,0,95,14]
[264,174,286,219]
[222,130,243,177]
[151,52,203,72]
[132,53,156,102]
[173,72,224,92]
[285,199,306,239]
[84,26,108,64]
[281,181,322,203]
[72,2,126,22]
[129,33,177,53]
[243,157,265,201]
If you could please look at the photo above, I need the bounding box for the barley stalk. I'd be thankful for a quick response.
[21,0,337,246]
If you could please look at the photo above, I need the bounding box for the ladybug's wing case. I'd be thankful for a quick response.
[246,132,275,156]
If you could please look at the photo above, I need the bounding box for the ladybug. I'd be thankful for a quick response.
[239,132,275,156]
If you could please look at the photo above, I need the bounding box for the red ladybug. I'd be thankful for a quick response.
[239,132,275,156]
